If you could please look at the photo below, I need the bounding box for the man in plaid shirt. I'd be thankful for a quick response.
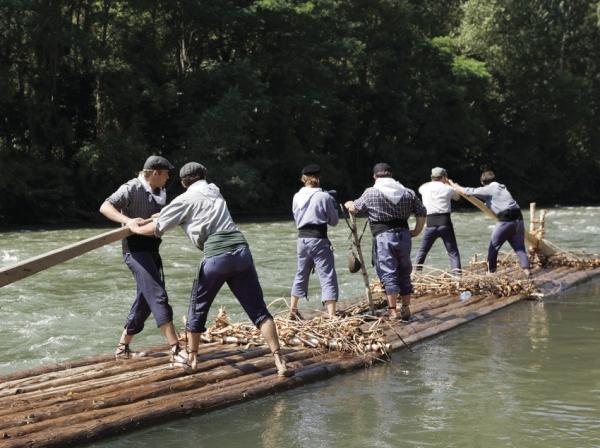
[345,162,426,321]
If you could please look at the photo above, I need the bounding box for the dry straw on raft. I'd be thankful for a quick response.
[533,251,600,269]
[198,308,391,358]
[194,257,550,359]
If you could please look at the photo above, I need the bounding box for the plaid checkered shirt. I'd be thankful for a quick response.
[353,187,427,222]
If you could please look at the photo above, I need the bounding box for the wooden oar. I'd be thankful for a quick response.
[456,192,557,257]
[0,227,131,288]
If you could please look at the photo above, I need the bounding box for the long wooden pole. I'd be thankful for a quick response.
[348,213,375,314]
[0,227,131,288]
[456,192,557,257]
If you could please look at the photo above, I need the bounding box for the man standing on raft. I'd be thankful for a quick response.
[415,167,462,274]
[290,164,339,319]
[129,162,292,376]
[344,163,426,321]
[100,155,182,361]
[449,169,531,277]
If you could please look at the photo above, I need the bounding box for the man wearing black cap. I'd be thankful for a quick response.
[290,164,339,319]
[128,162,292,377]
[99,155,181,360]
[344,162,426,321]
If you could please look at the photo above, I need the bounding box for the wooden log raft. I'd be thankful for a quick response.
[1,264,600,448]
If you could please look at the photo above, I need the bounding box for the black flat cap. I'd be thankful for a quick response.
[179,162,207,179]
[301,164,321,175]
[373,162,392,176]
[143,155,174,171]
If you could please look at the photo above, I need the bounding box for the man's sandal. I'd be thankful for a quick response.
[114,342,147,360]
[288,308,303,321]
[400,305,412,322]
[273,350,294,377]
[169,342,183,362]
[172,349,198,374]
[387,306,398,319]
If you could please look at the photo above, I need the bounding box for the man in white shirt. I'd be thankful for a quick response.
[415,167,461,273]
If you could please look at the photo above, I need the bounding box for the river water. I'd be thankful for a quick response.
[2,207,600,447]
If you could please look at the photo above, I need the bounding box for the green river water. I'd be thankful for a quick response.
[2,207,600,447]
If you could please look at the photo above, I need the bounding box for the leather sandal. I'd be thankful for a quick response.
[288,308,303,321]
[273,350,294,377]
[169,342,182,362]
[387,306,398,319]
[114,342,147,360]
[400,304,412,322]
[173,349,198,374]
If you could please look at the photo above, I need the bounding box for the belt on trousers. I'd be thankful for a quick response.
[497,208,523,221]
[298,223,327,238]
[426,213,451,227]
[369,219,408,237]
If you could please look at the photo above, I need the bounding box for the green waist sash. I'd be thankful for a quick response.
[203,230,248,258]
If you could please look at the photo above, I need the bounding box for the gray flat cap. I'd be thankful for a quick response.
[143,155,174,170]
[179,162,207,178]
[431,167,448,178]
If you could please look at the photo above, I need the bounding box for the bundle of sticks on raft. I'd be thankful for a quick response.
[195,247,600,359]
[532,250,600,269]
[198,308,391,357]
[194,254,551,358]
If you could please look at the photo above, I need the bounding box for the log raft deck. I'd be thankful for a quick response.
[1,207,599,447]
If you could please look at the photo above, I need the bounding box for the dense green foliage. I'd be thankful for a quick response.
[1,0,599,224]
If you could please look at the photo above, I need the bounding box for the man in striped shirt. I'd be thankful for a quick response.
[344,163,426,321]
[100,155,181,361]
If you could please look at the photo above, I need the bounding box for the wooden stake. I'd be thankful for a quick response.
[348,213,375,314]
[540,210,547,239]
[529,203,537,234]
[529,203,537,252]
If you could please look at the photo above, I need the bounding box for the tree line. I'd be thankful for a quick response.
[1,0,599,224]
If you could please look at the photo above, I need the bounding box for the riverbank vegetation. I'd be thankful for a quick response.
[1,0,599,224]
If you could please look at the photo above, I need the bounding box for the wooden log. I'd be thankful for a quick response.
[0,346,265,410]
[0,342,183,383]
[1,349,322,433]
[0,351,350,445]
[1,352,369,448]
[389,294,523,350]
[382,294,500,342]
[0,227,131,288]
[0,355,170,399]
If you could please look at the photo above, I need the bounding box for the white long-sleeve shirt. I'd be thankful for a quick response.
[419,181,459,214]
